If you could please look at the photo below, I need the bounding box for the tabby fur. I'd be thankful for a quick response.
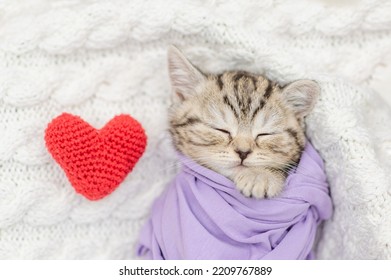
[167,46,319,198]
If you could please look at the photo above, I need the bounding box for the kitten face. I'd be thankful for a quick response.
[167,46,319,198]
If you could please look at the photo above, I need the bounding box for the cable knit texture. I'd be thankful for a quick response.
[45,113,147,201]
[0,0,390,259]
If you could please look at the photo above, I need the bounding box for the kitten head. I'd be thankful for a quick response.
[167,46,319,180]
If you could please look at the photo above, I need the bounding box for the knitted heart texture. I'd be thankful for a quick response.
[45,113,147,200]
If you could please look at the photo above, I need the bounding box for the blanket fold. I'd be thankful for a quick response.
[137,142,333,260]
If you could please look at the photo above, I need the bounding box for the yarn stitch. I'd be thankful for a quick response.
[45,113,147,201]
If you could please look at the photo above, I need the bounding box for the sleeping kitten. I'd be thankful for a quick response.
[167,46,319,198]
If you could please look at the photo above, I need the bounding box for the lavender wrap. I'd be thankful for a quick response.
[137,142,333,259]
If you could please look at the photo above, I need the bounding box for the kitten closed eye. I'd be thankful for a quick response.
[215,128,231,135]
[256,133,273,137]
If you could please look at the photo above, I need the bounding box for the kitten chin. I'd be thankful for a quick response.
[167,46,319,198]
[204,163,287,198]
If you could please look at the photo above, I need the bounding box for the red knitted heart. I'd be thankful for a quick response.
[45,113,147,200]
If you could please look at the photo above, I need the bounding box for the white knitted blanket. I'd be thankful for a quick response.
[1,0,391,259]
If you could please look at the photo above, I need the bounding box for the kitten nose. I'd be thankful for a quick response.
[235,149,251,161]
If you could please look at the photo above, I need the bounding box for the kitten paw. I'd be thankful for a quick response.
[234,171,284,199]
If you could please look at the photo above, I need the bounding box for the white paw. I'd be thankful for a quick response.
[233,171,284,199]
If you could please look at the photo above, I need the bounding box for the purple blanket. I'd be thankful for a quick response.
[137,142,332,259]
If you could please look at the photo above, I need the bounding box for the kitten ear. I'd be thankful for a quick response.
[281,80,320,118]
[168,45,206,102]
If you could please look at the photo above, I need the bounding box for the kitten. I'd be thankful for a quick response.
[167,46,319,198]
